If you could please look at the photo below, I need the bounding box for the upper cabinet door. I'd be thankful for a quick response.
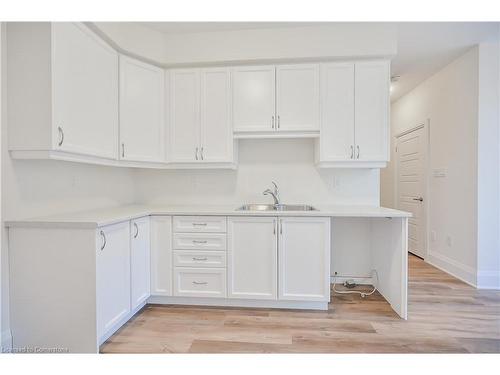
[52,23,118,159]
[119,55,165,162]
[319,63,355,161]
[276,64,319,131]
[200,68,233,162]
[232,66,275,133]
[354,60,390,161]
[169,69,201,162]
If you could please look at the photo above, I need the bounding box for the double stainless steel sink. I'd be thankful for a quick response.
[236,204,317,212]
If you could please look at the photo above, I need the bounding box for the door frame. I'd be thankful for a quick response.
[394,119,430,259]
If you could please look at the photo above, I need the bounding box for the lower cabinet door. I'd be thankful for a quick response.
[130,217,151,309]
[227,216,277,300]
[174,268,226,298]
[96,221,131,339]
[150,216,173,296]
[278,217,331,301]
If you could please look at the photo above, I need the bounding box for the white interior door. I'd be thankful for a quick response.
[169,69,201,162]
[232,66,275,132]
[52,23,118,159]
[200,68,233,162]
[396,126,427,258]
[276,64,319,131]
[227,217,277,299]
[119,55,165,162]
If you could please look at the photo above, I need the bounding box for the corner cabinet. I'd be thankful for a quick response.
[315,60,390,168]
[119,56,165,163]
[168,68,235,167]
[7,22,119,160]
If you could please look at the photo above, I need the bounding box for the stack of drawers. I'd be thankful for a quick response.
[172,216,227,298]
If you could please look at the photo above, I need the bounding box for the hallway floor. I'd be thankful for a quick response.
[101,255,500,353]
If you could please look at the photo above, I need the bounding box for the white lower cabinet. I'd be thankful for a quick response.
[150,216,173,296]
[278,217,331,302]
[96,221,131,340]
[227,217,278,300]
[130,217,151,309]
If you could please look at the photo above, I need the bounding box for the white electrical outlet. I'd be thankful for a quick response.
[446,235,452,247]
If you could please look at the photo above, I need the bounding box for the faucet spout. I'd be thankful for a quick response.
[263,181,280,205]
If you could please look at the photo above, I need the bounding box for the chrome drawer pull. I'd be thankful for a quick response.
[192,223,208,226]
[192,257,208,261]
[192,281,208,285]
[192,240,208,244]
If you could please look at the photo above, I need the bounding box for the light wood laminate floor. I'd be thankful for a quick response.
[101,255,500,353]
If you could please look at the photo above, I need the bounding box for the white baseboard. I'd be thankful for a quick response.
[477,270,500,290]
[1,329,13,353]
[426,250,476,287]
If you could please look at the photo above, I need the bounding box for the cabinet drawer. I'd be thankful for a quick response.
[173,216,227,233]
[173,233,226,251]
[174,250,227,268]
[174,268,226,298]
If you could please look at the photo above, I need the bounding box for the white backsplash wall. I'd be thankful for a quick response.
[134,139,380,206]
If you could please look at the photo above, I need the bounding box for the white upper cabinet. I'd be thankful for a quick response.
[276,64,319,131]
[169,68,234,165]
[278,217,330,302]
[200,68,233,162]
[227,217,277,300]
[316,60,390,167]
[169,69,200,163]
[119,55,165,162]
[318,62,355,161]
[232,66,276,133]
[53,23,119,159]
[130,217,151,310]
[7,23,119,160]
[354,60,390,162]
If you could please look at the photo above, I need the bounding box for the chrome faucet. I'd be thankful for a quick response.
[263,181,280,206]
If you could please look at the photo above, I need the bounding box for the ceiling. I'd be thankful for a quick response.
[138,22,500,101]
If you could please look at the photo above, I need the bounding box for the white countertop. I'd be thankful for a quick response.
[5,204,411,229]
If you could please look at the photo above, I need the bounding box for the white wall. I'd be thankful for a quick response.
[381,47,480,285]
[382,45,500,289]
[477,42,500,289]
[134,139,380,206]
[94,23,397,66]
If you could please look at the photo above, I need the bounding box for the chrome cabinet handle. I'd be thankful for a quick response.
[192,240,208,244]
[100,230,106,251]
[413,197,424,202]
[195,147,199,160]
[192,257,208,261]
[192,223,207,226]
[356,145,360,159]
[277,115,280,129]
[280,219,283,235]
[200,147,204,160]
[58,126,64,146]
[133,222,139,238]
[273,220,276,235]
[192,281,208,285]
[121,143,125,158]
[350,145,354,159]
[272,115,275,129]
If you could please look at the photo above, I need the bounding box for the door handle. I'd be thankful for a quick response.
[350,145,354,159]
[413,197,424,202]
[133,222,139,238]
[356,145,360,159]
[195,147,199,160]
[272,116,275,129]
